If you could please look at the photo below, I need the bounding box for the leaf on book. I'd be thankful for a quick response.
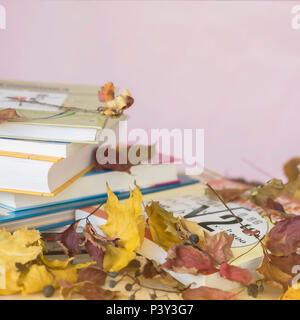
[43,221,83,257]
[98,82,115,102]
[204,232,234,264]
[219,262,253,286]
[0,108,20,124]
[100,184,145,272]
[145,201,182,251]
[182,286,238,300]
[249,178,285,208]
[161,244,217,275]
[97,82,134,117]
[265,216,300,256]
[256,256,292,291]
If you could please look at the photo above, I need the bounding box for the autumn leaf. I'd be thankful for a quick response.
[21,264,54,295]
[0,269,22,295]
[256,256,292,291]
[219,263,253,286]
[177,218,206,248]
[182,286,238,300]
[284,158,300,182]
[43,221,83,257]
[98,82,115,102]
[281,286,300,300]
[162,244,217,275]
[100,184,145,272]
[79,283,116,300]
[77,267,107,286]
[145,201,182,251]
[206,188,248,203]
[265,215,300,256]
[249,179,285,208]
[0,108,20,124]
[0,228,42,269]
[204,232,234,264]
[269,253,300,276]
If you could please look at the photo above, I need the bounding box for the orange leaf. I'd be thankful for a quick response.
[98,82,115,102]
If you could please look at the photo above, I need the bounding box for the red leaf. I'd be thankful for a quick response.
[162,244,217,275]
[182,286,238,300]
[77,267,107,286]
[269,253,300,275]
[44,221,83,257]
[265,215,300,256]
[219,262,253,286]
[266,198,285,213]
[85,240,105,269]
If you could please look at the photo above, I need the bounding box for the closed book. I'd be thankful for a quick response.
[0,144,97,195]
[0,157,181,211]
[0,138,85,158]
[0,80,121,143]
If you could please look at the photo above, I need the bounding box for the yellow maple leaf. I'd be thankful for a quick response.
[100,184,145,272]
[0,228,42,269]
[21,265,54,295]
[0,269,22,295]
[281,285,300,300]
[145,201,182,251]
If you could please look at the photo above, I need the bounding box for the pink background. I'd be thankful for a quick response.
[0,0,299,182]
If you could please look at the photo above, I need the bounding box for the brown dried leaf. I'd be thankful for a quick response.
[256,256,292,291]
[0,108,20,124]
[206,188,248,203]
[269,253,300,275]
[182,286,238,300]
[77,267,107,286]
[79,283,116,300]
[204,232,234,264]
[284,158,300,182]
[162,244,217,275]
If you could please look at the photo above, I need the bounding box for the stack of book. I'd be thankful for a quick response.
[0,80,198,232]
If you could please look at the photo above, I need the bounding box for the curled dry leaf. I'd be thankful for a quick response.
[249,179,285,208]
[162,244,217,275]
[204,232,234,264]
[0,108,20,124]
[219,262,253,286]
[177,218,206,248]
[182,286,238,300]
[283,158,300,182]
[44,221,83,257]
[265,215,300,256]
[97,82,134,118]
[256,256,292,291]
[145,201,182,251]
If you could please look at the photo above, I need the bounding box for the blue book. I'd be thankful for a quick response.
[0,175,199,228]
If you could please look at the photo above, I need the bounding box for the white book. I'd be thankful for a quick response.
[0,138,84,158]
[0,162,178,210]
[0,144,97,195]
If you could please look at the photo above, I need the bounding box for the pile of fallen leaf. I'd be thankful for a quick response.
[2,158,300,300]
